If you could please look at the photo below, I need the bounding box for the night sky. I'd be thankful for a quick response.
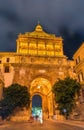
[0,0,84,59]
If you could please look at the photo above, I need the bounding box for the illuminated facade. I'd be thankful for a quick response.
[0,24,76,121]
[73,43,84,119]
[73,43,84,101]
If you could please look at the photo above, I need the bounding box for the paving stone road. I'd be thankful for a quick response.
[0,120,84,130]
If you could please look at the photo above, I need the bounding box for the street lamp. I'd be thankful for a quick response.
[63,108,67,119]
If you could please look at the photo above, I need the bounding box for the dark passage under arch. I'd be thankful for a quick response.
[32,94,42,107]
[32,94,42,117]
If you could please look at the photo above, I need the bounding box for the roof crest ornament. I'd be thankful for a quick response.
[35,21,43,31]
[37,20,40,25]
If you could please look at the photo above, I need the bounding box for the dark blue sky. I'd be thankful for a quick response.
[0,0,84,59]
[32,95,42,107]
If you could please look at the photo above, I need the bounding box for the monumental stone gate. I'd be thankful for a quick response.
[0,24,76,121]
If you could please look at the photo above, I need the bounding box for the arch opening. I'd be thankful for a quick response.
[32,94,42,118]
[30,77,53,119]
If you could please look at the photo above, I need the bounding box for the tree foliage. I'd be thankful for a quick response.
[52,77,81,118]
[0,84,30,119]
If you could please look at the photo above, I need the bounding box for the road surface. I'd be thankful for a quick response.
[0,120,84,130]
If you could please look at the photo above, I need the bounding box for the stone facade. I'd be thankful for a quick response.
[0,24,76,121]
[73,43,84,120]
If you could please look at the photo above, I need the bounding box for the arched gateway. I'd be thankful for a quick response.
[30,77,53,119]
[0,23,76,121]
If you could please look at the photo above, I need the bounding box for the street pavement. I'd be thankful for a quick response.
[50,119,84,128]
[0,119,84,130]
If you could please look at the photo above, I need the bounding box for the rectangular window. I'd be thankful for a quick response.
[6,58,10,62]
[4,66,10,73]
[76,59,78,65]
[81,72,84,80]
[78,56,80,63]
[78,74,80,82]
[76,56,80,65]
[78,72,84,82]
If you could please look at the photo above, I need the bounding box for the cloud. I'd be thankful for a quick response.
[0,0,84,58]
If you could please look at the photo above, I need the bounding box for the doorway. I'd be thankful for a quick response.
[32,94,42,118]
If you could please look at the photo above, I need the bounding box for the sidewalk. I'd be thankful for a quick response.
[51,119,84,128]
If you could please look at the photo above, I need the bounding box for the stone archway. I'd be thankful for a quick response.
[30,77,54,119]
